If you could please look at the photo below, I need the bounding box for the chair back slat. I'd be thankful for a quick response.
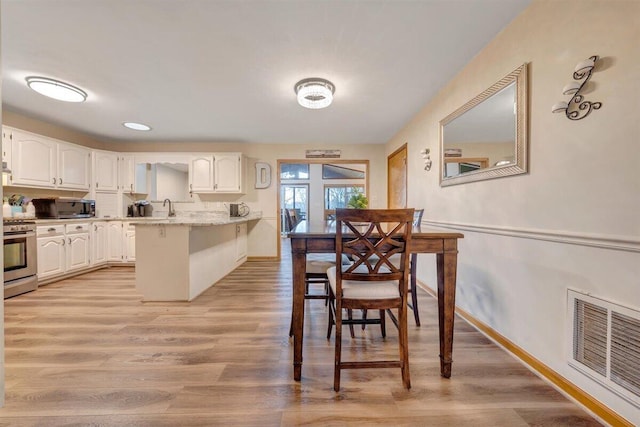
[335,208,414,286]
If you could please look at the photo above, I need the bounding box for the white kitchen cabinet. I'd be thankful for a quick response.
[65,223,90,272]
[236,222,247,261]
[58,143,91,190]
[214,153,243,193]
[7,127,90,190]
[36,225,66,280]
[189,155,215,193]
[119,155,147,194]
[2,126,12,172]
[92,221,108,265]
[107,221,123,261]
[37,223,90,278]
[93,150,119,192]
[9,128,57,188]
[189,153,243,194]
[123,222,136,262]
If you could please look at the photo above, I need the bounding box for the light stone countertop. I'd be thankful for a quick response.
[33,211,262,226]
[130,211,262,226]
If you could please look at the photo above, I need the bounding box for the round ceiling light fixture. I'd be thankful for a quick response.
[294,78,335,109]
[122,122,152,131]
[25,76,87,103]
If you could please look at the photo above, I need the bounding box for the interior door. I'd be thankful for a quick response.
[387,144,407,208]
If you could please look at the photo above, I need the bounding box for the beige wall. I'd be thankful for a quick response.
[386,0,639,422]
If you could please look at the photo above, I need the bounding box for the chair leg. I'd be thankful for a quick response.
[327,290,335,339]
[289,312,293,338]
[361,309,367,330]
[379,309,386,338]
[410,255,421,326]
[347,309,355,339]
[334,300,343,392]
[398,305,411,389]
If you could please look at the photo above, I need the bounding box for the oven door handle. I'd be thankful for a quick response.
[3,231,36,240]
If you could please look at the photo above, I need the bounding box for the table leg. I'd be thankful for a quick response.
[291,242,307,381]
[437,238,458,378]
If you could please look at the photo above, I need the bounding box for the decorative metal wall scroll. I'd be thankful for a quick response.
[552,55,602,121]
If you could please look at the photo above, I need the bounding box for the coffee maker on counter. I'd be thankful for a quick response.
[127,200,153,217]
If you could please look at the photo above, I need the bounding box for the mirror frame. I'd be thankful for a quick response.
[439,63,528,187]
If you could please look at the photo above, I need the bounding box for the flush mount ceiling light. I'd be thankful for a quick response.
[123,122,152,131]
[25,76,87,102]
[294,78,335,109]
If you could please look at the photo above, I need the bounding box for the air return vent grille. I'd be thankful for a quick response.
[568,289,640,408]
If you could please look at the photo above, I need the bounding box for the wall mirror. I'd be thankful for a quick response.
[440,63,528,186]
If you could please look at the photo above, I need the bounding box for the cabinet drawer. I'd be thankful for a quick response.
[65,223,90,234]
[37,224,65,237]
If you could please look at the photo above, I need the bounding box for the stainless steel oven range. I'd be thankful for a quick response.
[3,219,38,298]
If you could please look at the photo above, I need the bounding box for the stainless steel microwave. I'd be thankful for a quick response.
[32,198,96,219]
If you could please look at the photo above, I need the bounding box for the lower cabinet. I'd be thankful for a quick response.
[236,223,247,261]
[107,221,123,262]
[36,227,66,280]
[37,220,136,283]
[66,224,90,272]
[92,221,108,266]
[123,222,136,262]
[106,221,136,263]
[36,223,90,280]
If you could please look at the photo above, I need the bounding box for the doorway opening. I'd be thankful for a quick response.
[276,159,369,258]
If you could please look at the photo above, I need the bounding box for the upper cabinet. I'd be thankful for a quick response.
[93,150,119,192]
[119,155,147,195]
[189,155,215,193]
[2,126,245,196]
[7,127,90,191]
[58,142,91,190]
[189,153,244,194]
[2,127,12,172]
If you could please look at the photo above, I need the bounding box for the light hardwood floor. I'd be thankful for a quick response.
[0,241,601,426]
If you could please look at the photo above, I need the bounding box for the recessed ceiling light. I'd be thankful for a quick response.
[294,78,335,109]
[123,122,152,131]
[25,76,87,102]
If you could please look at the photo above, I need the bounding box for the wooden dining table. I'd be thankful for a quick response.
[289,220,464,381]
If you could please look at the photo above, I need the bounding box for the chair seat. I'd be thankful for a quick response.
[306,259,335,275]
[327,266,400,300]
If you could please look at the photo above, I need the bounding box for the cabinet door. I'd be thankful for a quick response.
[214,153,242,193]
[37,236,66,279]
[236,223,247,261]
[94,151,119,192]
[58,143,90,190]
[124,229,136,262]
[189,155,214,193]
[67,233,90,271]
[10,129,57,187]
[92,222,108,265]
[2,126,12,172]
[107,221,123,262]
[119,155,135,194]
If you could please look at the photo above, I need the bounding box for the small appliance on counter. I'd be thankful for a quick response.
[128,200,153,217]
[32,198,95,219]
[229,202,250,217]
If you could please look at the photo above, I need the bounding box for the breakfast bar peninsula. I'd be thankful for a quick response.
[133,212,261,301]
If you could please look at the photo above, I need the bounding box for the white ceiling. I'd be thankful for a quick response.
[1,0,531,145]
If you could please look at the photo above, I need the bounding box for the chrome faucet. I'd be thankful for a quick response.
[163,198,175,217]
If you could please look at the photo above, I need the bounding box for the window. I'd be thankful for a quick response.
[324,185,365,219]
[280,163,309,180]
[322,164,365,179]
